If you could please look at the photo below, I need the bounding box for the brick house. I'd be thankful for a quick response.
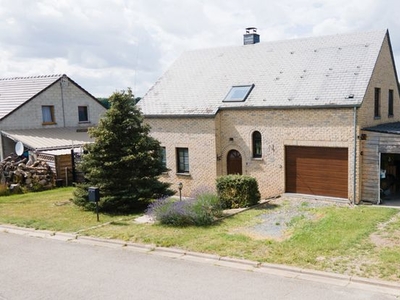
[0,74,106,183]
[138,29,400,204]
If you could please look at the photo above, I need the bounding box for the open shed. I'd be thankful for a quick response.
[1,127,91,186]
[361,122,400,205]
[37,148,83,186]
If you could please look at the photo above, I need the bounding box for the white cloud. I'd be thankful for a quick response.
[0,0,400,97]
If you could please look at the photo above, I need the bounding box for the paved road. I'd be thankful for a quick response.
[0,231,398,300]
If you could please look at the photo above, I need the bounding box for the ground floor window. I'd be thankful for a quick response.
[160,147,166,168]
[176,148,189,173]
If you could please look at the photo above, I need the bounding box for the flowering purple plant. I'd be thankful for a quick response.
[145,192,222,226]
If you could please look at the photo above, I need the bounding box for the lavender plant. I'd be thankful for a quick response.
[146,192,223,226]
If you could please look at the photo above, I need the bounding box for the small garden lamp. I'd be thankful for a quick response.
[178,182,183,201]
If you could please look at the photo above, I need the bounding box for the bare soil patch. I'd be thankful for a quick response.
[370,212,400,247]
[233,196,348,240]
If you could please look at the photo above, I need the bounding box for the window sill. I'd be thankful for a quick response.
[176,172,191,177]
[252,157,263,161]
[374,116,381,120]
[79,121,90,124]
[388,115,394,118]
[42,122,57,126]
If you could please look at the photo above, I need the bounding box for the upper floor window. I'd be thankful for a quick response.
[78,106,89,122]
[388,89,394,117]
[223,84,254,102]
[252,131,262,158]
[42,105,55,124]
[374,87,381,119]
[176,147,189,173]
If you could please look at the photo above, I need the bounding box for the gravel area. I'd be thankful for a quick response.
[244,196,349,240]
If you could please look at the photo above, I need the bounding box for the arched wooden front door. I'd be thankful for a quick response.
[227,150,242,175]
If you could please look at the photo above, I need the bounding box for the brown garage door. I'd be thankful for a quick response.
[285,146,348,198]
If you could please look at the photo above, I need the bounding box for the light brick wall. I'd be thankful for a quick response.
[217,108,355,200]
[146,108,356,200]
[145,117,217,197]
[358,35,400,128]
[0,78,106,130]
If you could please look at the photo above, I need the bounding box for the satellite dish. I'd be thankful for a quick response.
[15,141,24,156]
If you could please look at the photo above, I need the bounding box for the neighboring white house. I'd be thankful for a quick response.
[0,74,106,159]
[0,74,107,184]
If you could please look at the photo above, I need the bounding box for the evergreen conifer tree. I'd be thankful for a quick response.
[73,89,173,213]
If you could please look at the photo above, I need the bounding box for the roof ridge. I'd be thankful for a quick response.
[184,29,388,54]
[0,74,64,81]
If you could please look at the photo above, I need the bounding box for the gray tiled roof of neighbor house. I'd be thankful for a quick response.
[138,30,388,116]
[0,74,63,119]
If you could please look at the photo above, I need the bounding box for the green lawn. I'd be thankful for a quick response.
[0,188,399,282]
[0,187,139,232]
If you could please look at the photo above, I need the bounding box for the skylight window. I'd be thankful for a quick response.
[223,84,254,102]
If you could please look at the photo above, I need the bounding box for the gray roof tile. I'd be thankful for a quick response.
[0,75,63,119]
[139,30,387,116]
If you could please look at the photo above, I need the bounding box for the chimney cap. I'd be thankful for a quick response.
[245,27,257,33]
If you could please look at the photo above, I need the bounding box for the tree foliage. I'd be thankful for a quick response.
[97,96,141,109]
[73,89,173,213]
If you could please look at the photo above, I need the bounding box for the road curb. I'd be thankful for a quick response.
[75,235,128,247]
[1,224,400,296]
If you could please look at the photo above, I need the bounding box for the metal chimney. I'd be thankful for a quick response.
[243,27,260,45]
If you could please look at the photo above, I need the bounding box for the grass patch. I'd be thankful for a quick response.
[0,188,138,232]
[264,206,396,267]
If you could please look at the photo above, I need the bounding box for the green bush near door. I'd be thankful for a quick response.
[216,175,261,209]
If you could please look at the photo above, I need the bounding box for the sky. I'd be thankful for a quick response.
[1,0,400,98]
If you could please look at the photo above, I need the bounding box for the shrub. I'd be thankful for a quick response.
[216,175,261,209]
[194,192,223,219]
[146,192,223,226]
[146,197,195,226]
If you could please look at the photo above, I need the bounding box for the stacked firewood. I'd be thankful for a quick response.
[0,154,55,191]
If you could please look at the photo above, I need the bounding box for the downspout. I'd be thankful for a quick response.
[218,112,223,175]
[353,106,357,205]
[0,134,3,161]
[60,76,66,127]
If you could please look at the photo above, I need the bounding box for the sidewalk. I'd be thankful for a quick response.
[1,223,399,297]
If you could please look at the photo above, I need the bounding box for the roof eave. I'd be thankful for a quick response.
[385,29,400,98]
[143,104,362,118]
[217,104,362,110]
[144,114,216,119]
